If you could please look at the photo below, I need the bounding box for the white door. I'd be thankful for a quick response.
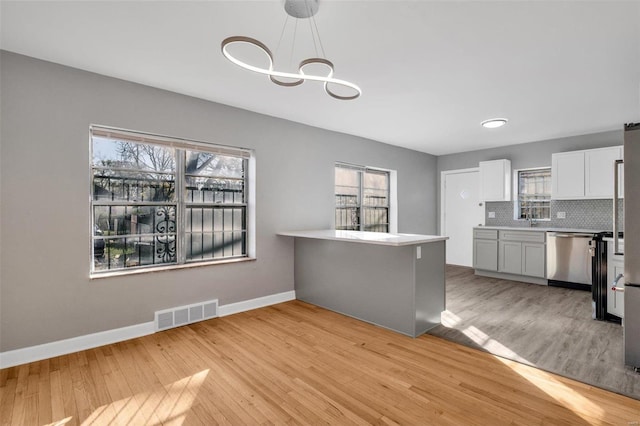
[442,169,484,266]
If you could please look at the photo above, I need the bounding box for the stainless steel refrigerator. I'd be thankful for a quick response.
[624,123,640,367]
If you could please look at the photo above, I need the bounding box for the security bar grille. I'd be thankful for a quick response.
[335,163,390,233]
[91,126,250,273]
[517,168,551,220]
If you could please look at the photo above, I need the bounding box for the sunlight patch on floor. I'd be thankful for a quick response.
[462,325,532,365]
[80,369,209,425]
[442,310,532,365]
[441,310,462,327]
[493,355,606,422]
[442,309,606,422]
[43,417,73,426]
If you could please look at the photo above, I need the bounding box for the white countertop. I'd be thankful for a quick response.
[475,226,608,234]
[278,230,448,246]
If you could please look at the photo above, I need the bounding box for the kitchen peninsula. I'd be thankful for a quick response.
[278,230,448,337]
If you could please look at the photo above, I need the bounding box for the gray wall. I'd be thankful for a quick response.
[0,51,438,352]
[436,130,624,231]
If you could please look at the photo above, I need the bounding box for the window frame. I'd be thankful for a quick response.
[513,167,552,221]
[334,162,395,233]
[89,125,255,277]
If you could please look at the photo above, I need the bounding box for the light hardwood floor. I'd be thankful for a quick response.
[2,300,640,425]
[429,265,640,399]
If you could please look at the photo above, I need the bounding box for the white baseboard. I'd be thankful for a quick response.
[0,322,155,370]
[218,290,296,317]
[0,290,296,369]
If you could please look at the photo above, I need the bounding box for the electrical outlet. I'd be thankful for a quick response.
[488,212,496,218]
[416,246,422,259]
[557,211,566,219]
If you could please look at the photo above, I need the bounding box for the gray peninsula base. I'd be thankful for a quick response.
[293,239,446,337]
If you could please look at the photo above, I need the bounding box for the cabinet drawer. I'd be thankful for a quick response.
[499,230,545,243]
[474,229,498,240]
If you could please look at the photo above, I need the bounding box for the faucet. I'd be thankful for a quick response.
[525,211,537,227]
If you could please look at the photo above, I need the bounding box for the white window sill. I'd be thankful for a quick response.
[90,257,256,280]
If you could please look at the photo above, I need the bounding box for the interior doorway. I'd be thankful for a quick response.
[441,168,484,267]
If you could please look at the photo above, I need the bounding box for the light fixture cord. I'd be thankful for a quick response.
[289,18,298,71]
[311,9,327,58]
[305,0,319,57]
[274,14,290,63]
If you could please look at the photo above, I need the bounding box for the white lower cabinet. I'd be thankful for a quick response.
[499,241,522,274]
[498,231,546,278]
[522,243,546,278]
[474,239,498,271]
[474,228,546,280]
[498,241,546,277]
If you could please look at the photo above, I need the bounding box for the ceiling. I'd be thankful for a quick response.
[2,1,639,155]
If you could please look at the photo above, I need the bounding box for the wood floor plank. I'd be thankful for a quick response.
[2,299,640,425]
[0,376,17,426]
[36,359,52,425]
[8,364,29,426]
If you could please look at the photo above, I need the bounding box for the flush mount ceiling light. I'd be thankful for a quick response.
[481,118,508,129]
[221,0,361,100]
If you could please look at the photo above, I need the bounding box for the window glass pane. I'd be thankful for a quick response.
[185,152,245,204]
[185,206,246,261]
[335,207,360,231]
[93,137,175,173]
[518,168,551,220]
[335,166,362,230]
[185,231,246,261]
[363,170,389,207]
[93,234,176,271]
[362,207,389,232]
[335,167,361,205]
[185,152,244,178]
[93,170,175,202]
[94,206,176,236]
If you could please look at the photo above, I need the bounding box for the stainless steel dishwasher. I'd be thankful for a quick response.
[546,232,595,289]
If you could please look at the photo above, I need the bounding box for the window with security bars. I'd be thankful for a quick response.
[335,164,390,233]
[517,168,551,220]
[91,126,250,273]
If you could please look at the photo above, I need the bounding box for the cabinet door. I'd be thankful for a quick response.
[607,261,625,318]
[479,160,511,202]
[585,146,622,198]
[552,151,585,199]
[473,239,498,271]
[521,243,545,277]
[499,241,522,274]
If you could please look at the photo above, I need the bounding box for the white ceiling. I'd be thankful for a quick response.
[2,1,640,155]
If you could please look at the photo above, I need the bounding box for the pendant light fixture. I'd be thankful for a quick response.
[221,0,361,100]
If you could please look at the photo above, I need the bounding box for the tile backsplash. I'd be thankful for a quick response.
[485,199,623,230]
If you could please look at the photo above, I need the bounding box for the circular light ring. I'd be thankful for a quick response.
[481,118,508,128]
[221,36,361,100]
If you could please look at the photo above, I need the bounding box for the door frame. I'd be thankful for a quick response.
[440,167,482,235]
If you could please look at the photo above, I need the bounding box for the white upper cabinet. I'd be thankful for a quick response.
[552,146,623,200]
[552,151,584,199]
[479,159,511,201]
[585,146,623,198]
